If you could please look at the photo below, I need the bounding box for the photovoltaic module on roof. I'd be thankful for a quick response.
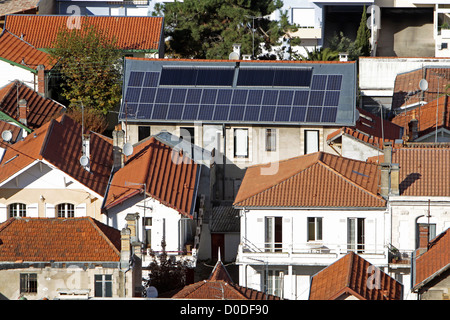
[119,59,357,126]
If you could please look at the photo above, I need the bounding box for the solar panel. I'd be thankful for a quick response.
[155,88,172,103]
[166,104,184,120]
[182,104,199,120]
[306,107,322,122]
[140,88,156,103]
[277,90,294,106]
[326,75,342,90]
[259,105,276,122]
[308,91,324,106]
[323,91,340,106]
[198,104,215,120]
[143,72,159,87]
[274,106,291,122]
[232,90,248,105]
[321,107,338,122]
[290,107,306,122]
[213,105,230,120]
[136,103,153,118]
[237,68,313,87]
[196,68,234,86]
[159,67,197,86]
[185,89,202,104]
[228,105,245,121]
[292,91,309,106]
[247,90,263,105]
[243,105,261,121]
[311,75,327,90]
[201,89,218,104]
[152,103,169,119]
[262,91,278,105]
[128,71,145,87]
[170,88,187,104]
[216,89,233,104]
[160,67,234,86]
[125,87,141,103]
[273,68,312,87]
[236,69,274,86]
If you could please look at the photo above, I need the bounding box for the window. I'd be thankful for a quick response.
[138,126,151,141]
[307,217,323,241]
[8,203,26,218]
[144,217,152,249]
[264,270,284,297]
[95,274,113,297]
[57,203,74,218]
[20,273,37,294]
[265,217,282,252]
[234,128,248,158]
[265,129,276,152]
[348,218,365,253]
[180,127,195,144]
[304,130,319,154]
[417,223,436,249]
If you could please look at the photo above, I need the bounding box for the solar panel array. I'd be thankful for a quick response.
[121,67,343,124]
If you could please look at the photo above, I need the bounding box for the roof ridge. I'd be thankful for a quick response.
[86,217,121,257]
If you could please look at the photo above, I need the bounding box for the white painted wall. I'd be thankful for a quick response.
[341,135,382,161]
[0,61,36,90]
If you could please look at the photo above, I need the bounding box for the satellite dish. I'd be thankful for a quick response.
[228,51,240,60]
[123,142,133,156]
[146,286,158,298]
[79,155,89,167]
[419,79,428,91]
[2,130,12,142]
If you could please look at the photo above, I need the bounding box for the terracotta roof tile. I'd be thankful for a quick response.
[0,80,64,129]
[414,228,450,290]
[328,108,403,149]
[0,30,55,71]
[391,95,449,139]
[0,115,113,196]
[4,15,164,51]
[0,0,39,16]
[392,67,450,110]
[104,136,198,218]
[234,152,385,208]
[0,217,121,262]
[309,252,403,300]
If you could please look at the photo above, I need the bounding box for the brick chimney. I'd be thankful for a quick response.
[18,99,27,125]
[380,142,400,198]
[120,227,131,269]
[112,124,125,172]
[408,109,419,141]
[37,64,46,97]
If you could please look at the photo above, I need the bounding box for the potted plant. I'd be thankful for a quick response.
[440,22,450,38]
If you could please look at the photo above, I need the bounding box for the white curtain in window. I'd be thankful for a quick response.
[235,129,248,157]
[305,130,319,154]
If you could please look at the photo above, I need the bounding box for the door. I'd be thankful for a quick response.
[265,217,282,252]
[347,218,365,253]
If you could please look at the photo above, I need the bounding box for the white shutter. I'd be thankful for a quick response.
[0,203,7,222]
[45,203,55,218]
[27,203,39,218]
[75,203,87,217]
[235,129,248,157]
[305,130,319,154]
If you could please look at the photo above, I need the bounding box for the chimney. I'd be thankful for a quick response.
[112,124,125,172]
[408,118,418,141]
[18,99,27,125]
[37,65,46,97]
[380,142,400,197]
[232,43,241,57]
[120,227,131,268]
[125,213,139,243]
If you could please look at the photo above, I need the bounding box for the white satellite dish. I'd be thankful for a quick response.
[419,79,428,91]
[123,142,133,156]
[79,155,89,167]
[228,51,240,60]
[1,130,12,142]
[146,286,158,298]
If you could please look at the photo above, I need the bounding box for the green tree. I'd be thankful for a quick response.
[354,5,371,57]
[49,23,122,117]
[155,0,295,59]
[298,47,339,61]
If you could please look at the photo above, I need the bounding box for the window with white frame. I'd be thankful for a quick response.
[264,269,284,298]
[307,217,323,241]
[234,128,249,158]
[94,274,113,297]
[8,203,26,218]
[265,217,282,252]
[57,203,75,218]
[265,128,276,152]
[347,218,365,253]
[304,130,319,154]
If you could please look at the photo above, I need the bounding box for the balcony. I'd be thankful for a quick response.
[237,238,387,266]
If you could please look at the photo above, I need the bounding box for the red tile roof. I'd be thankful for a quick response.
[327,108,403,149]
[103,136,199,218]
[234,152,385,208]
[172,259,282,300]
[0,30,55,71]
[0,115,114,196]
[4,15,164,51]
[0,0,39,16]
[414,228,450,291]
[391,95,449,139]
[309,252,403,300]
[0,80,64,129]
[392,67,450,110]
[0,217,121,262]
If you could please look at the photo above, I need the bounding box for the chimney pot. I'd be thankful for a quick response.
[18,99,27,125]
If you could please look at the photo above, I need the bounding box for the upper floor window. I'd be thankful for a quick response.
[20,273,37,294]
[180,127,195,145]
[95,274,113,298]
[57,203,74,218]
[307,217,323,241]
[304,130,319,154]
[265,129,276,152]
[234,128,249,158]
[9,203,26,218]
